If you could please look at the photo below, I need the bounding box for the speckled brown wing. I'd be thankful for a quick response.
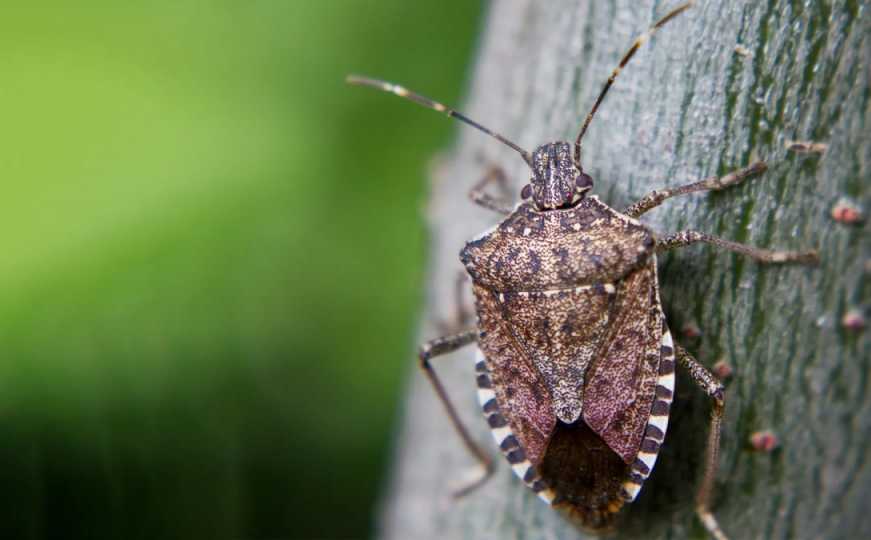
[464,196,665,510]
[474,283,557,466]
[582,257,664,465]
[494,283,614,424]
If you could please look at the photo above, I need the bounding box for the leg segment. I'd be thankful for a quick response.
[435,271,474,335]
[675,345,728,540]
[623,162,767,218]
[657,230,819,264]
[418,330,495,496]
[468,165,513,215]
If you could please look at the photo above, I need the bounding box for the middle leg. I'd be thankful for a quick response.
[657,230,818,264]
[435,270,475,335]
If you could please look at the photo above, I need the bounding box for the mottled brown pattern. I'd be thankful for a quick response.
[461,196,654,291]
[468,197,661,483]
[583,258,663,464]
[477,357,556,499]
[475,284,556,465]
[469,196,656,467]
[497,286,613,423]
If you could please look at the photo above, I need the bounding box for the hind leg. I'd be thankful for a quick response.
[418,330,495,497]
[676,345,728,540]
[657,231,818,264]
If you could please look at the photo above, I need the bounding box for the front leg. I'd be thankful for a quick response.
[623,162,767,218]
[468,165,514,215]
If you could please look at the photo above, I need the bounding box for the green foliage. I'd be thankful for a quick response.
[0,2,481,538]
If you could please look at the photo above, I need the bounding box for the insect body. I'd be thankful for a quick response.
[463,179,669,525]
[348,2,816,539]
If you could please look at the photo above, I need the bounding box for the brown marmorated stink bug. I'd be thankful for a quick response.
[349,2,817,539]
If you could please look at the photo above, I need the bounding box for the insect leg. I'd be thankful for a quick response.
[436,271,474,335]
[675,345,729,540]
[469,165,514,215]
[623,162,767,218]
[785,140,827,154]
[418,329,495,496]
[656,230,819,264]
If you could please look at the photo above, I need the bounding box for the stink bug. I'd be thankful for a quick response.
[349,2,817,539]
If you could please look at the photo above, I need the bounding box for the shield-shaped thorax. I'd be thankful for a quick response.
[460,196,657,453]
[461,196,654,290]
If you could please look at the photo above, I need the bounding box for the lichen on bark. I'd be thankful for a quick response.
[380,1,870,539]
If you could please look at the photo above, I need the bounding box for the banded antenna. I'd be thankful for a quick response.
[346,75,532,166]
[573,1,695,168]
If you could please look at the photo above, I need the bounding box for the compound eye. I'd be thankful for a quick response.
[521,184,533,199]
[576,173,593,190]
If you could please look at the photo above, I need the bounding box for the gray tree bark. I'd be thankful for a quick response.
[379,1,870,539]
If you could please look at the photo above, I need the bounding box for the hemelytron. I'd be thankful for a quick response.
[348,2,817,538]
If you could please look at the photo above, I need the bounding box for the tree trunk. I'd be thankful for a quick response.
[379,1,869,539]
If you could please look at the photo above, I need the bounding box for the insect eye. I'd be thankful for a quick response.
[576,173,593,189]
[521,184,533,199]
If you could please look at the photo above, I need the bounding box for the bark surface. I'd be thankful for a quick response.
[380,1,870,539]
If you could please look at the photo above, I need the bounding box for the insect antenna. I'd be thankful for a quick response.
[347,75,532,165]
[573,1,694,168]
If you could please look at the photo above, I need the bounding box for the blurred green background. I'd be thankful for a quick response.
[0,2,481,538]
